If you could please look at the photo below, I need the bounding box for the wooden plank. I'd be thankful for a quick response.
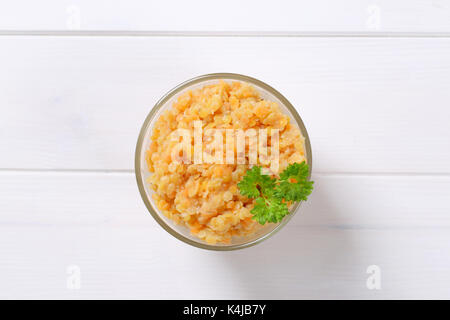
[1,1,450,33]
[1,172,449,299]
[1,36,449,173]
[1,225,449,299]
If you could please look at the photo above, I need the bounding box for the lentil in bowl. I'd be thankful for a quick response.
[135,73,312,250]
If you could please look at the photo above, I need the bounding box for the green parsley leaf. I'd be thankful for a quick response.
[237,166,276,199]
[275,162,314,202]
[237,162,314,225]
[279,161,309,181]
[251,197,290,225]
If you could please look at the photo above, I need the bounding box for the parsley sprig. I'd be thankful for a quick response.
[237,162,314,225]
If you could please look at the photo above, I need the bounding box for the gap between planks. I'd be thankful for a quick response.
[1,30,450,38]
[1,168,450,177]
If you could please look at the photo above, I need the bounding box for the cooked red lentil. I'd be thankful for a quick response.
[146,81,306,244]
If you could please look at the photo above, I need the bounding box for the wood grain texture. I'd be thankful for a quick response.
[1,36,449,173]
[1,2,450,299]
[1,0,450,33]
[1,172,449,299]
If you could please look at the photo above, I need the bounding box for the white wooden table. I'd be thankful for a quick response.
[1,1,450,299]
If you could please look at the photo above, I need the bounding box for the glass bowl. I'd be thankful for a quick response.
[135,73,312,250]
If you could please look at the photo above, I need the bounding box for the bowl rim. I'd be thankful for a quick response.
[135,73,312,251]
